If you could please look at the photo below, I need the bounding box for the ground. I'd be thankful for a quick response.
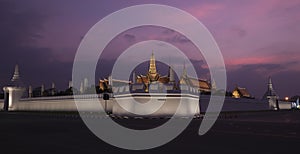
[0,110,299,154]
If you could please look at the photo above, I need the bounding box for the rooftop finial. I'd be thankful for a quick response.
[11,64,20,82]
[149,51,157,74]
[268,76,273,91]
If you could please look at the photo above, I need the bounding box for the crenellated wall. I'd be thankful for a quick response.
[1,94,292,115]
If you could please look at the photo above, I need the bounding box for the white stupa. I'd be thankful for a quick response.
[3,64,25,111]
[262,77,278,99]
[262,77,279,110]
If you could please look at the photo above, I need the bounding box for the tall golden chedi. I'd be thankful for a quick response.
[136,52,171,92]
[148,52,159,81]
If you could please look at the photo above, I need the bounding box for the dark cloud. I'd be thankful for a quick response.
[268,2,300,19]
[161,28,191,44]
[255,41,300,56]
[123,34,136,42]
[166,34,191,44]
[239,63,283,73]
[189,59,209,78]
[227,63,300,98]
[231,26,247,38]
[0,1,47,45]
[0,1,72,91]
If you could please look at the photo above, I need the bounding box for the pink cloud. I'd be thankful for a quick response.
[186,3,225,19]
[226,53,300,72]
[226,57,274,66]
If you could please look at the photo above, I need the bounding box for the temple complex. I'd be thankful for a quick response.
[99,52,212,93]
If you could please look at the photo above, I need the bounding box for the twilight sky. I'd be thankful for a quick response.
[1,0,300,98]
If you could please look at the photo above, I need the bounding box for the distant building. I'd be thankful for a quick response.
[261,77,279,109]
[32,84,56,97]
[262,77,278,99]
[179,64,211,93]
[232,86,253,99]
[99,78,131,92]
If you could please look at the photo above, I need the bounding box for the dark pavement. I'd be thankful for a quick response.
[0,110,299,154]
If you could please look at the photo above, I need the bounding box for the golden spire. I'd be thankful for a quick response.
[149,51,157,74]
[147,51,159,82]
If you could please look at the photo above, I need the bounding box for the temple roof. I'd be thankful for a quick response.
[233,86,251,98]
[180,76,211,90]
[237,87,250,97]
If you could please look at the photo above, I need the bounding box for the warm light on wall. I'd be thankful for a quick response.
[284,97,289,101]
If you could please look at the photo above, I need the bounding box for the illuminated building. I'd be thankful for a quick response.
[179,63,211,93]
[99,52,211,93]
[232,86,252,98]
[135,52,173,92]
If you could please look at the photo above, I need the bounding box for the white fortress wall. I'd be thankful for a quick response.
[278,101,291,110]
[0,99,3,109]
[2,94,292,113]
[10,95,114,112]
[112,95,200,117]
[6,94,201,116]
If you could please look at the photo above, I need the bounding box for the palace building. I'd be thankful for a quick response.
[99,52,212,94]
